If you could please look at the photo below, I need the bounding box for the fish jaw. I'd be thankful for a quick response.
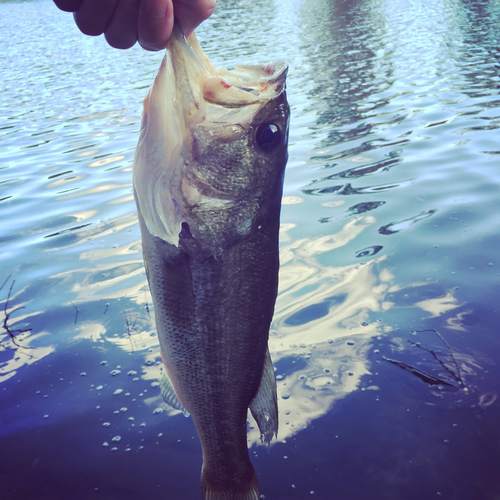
[133,23,289,257]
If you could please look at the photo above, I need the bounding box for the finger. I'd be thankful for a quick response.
[53,0,84,12]
[138,0,174,51]
[174,0,216,37]
[105,0,140,49]
[74,0,118,37]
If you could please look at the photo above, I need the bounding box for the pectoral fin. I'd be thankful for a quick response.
[249,348,278,444]
[160,369,190,417]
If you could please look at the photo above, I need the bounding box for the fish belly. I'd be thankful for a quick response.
[137,196,280,499]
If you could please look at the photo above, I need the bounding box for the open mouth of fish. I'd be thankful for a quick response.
[133,23,289,256]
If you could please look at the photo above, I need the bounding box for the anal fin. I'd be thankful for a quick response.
[249,347,278,444]
[160,369,190,417]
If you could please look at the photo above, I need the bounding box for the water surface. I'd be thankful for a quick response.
[1,0,500,499]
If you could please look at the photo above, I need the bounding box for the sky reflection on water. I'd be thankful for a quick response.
[2,0,500,499]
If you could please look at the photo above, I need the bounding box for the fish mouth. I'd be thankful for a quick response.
[168,22,288,114]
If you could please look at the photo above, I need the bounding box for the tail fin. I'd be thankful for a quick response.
[201,469,260,500]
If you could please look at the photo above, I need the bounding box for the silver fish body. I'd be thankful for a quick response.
[133,24,289,500]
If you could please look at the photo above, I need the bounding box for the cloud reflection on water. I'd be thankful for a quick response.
[248,216,395,443]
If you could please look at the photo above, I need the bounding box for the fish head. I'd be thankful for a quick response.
[133,24,289,257]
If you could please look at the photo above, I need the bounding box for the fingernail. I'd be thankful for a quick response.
[144,0,168,18]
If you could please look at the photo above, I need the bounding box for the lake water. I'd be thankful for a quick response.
[1,0,500,498]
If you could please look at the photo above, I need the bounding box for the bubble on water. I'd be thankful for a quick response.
[111,436,121,443]
[158,433,163,437]
[276,375,283,380]
[282,393,290,400]
[145,359,154,366]
[361,322,369,327]
[327,339,333,343]
[101,361,108,366]
[110,370,121,376]
[120,407,127,413]
[102,442,109,448]
[96,385,104,390]
[153,408,163,415]
[127,371,137,376]
[111,447,118,452]
[114,389,123,395]
[128,417,134,421]
[151,382,159,388]
[299,343,306,348]
[103,422,111,427]
[346,341,355,346]
[80,372,86,377]
[43,395,48,398]
[140,423,146,427]
[43,414,49,419]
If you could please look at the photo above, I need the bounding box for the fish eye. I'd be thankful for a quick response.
[256,123,281,152]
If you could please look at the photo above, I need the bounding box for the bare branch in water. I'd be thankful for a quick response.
[101,299,109,315]
[1,277,34,352]
[411,329,465,388]
[144,289,151,320]
[70,301,79,324]
[124,311,138,352]
[0,275,11,293]
[383,356,455,387]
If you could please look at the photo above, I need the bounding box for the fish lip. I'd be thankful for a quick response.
[167,23,288,110]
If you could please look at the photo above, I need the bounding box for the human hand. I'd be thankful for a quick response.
[53,0,216,51]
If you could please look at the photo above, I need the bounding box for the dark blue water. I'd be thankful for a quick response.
[1,0,500,498]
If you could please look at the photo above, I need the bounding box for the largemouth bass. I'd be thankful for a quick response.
[133,23,289,500]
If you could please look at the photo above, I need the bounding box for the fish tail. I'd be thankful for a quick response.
[201,469,260,500]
